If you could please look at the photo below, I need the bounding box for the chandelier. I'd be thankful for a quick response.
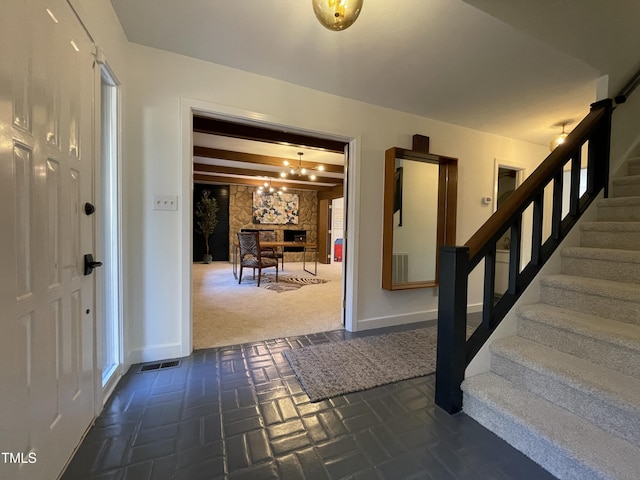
[312,0,364,31]
[280,152,324,181]
[256,177,286,195]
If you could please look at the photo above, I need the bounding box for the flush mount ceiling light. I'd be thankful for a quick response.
[281,152,324,181]
[312,0,364,31]
[549,121,573,151]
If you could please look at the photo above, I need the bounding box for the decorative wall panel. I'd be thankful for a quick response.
[47,159,60,286]
[69,169,80,277]
[12,49,31,133]
[14,144,32,298]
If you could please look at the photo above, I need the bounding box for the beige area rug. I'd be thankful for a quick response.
[192,261,344,350]
[284,326,438,402]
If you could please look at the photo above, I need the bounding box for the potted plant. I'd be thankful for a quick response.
[195,189,219,263]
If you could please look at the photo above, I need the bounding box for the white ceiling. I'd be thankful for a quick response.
[110,0,639,146]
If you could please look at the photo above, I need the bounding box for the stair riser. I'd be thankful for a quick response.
[491,352,640,447]
[597,204,640,222]
[462,393,601,480]
[613,182,640,198]
[627,157,640,172]
[540,284,640,325]
[580,230,640,251]
[561,256,640,284]
[517,317,640,380]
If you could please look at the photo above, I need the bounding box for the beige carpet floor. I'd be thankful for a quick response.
[192,261,345,350]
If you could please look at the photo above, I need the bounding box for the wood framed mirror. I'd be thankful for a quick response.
[382,142,458,290]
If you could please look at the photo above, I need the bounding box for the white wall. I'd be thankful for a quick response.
[70,0,553,363]
[610,90,640,178]
[119,42,550,363]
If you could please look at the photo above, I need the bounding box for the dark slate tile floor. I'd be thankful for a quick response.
[62,322,557,479]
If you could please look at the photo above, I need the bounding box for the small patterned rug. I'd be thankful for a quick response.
[284,326,438,402]
[259,274,329,293]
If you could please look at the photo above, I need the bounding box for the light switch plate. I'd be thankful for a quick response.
[153,195,179,211]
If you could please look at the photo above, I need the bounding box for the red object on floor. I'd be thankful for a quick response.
[334,238,343,262]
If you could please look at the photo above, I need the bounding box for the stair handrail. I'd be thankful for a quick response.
[614,66,640,105]
[435,98,613,414]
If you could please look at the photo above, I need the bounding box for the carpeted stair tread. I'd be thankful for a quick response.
[540,274,640,303]
[561,247,640,283]
[491,336,640,411]
[580,221,640,232]
[517,304,640,352]
[490,336,640,445]
[596,197,640,222]
[464,155,640,479]
[612,175,640,198]
[562,246,640,264]
[462,373,640,480]
[612,175,640,186]
[612,179,640,197]
[597,196,640,208]
[612,174,640,186]
[517,302,640,381]
[580,220,640,250]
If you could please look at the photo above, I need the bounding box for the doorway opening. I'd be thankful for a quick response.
[190,115,349,350]
[493,163,525,301]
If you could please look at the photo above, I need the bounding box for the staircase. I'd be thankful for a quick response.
[462,156,640,480]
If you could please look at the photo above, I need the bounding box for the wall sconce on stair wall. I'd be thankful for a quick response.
[312,0,364,31]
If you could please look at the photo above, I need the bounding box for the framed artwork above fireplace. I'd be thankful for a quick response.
[252,191,299,224]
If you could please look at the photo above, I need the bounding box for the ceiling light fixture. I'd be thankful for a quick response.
[549,121,572,151]
[281,152,324,181]
[312,0,364,31]
[257,177,286,195]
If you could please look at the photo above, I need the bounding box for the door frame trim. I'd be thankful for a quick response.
[493,158,526,213]
[94,58,125,409]
[179,98,360,355]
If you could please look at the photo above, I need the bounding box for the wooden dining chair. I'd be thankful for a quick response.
[237,231,278,287]
[259,230,285,269]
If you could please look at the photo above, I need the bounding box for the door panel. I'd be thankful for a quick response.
[0,1,96,478]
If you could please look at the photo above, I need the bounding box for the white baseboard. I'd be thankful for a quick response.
[356,303,482,332]
[126,343,184,366]
[356,309,438,331]
[468,303,483,314]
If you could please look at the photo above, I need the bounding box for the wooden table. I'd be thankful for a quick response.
[233,241,319,279]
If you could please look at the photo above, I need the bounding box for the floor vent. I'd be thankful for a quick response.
[139,360,181,373]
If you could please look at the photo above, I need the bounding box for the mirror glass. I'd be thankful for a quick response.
[382,147,457,290]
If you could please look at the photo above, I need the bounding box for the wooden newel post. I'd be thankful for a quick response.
[435,245,469,414]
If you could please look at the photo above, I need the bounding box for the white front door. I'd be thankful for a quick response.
[0,1,97,478]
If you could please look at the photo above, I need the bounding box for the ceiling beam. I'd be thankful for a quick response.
[193,146,344,175]
[193,163,343,185]
[318,185,344,201]
[193,116,347,153]
[193,174,334,191]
